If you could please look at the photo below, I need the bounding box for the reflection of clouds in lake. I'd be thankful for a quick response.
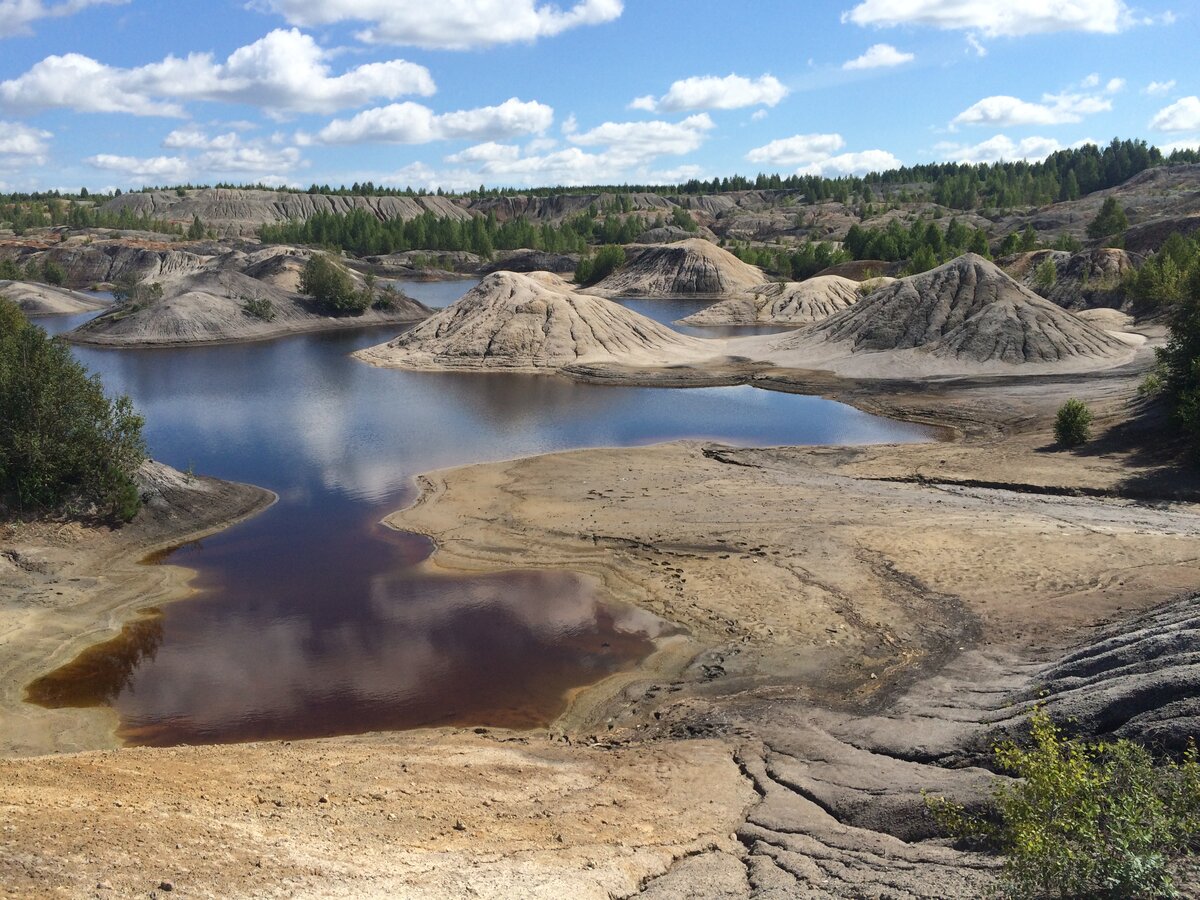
[118,567,663,743]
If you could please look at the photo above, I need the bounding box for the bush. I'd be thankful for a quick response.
[928,706,1200,899]
[299,254,367,315]
[575,244,626,286]
[372,283,400,311]
[0,299,146,521]
[0,257,21,280]
[1034,257,1058,291]
[240,295,275,321]
[111,272,164,308]
[1055,399,1094,447]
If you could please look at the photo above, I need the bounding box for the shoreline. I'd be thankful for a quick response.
[0,466,276,757]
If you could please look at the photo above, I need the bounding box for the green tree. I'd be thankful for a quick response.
[0,257,21,281]
[1034,256,1058,291]
[0,299,146,521]
[1055,398,1094,447]
[1157,266,1200,451]
[187,215,206,240]
[1087,196,1129,240]
[299,253,367,315]
[41,258,67,286]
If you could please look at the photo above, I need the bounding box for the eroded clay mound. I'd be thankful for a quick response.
[798,253,1133,365]
[0,280,110,315]
[585,239,767,298]
[68,269,429,346]
[1006,248,1137,311]
[355,270,714,371]
[679,275,866,326]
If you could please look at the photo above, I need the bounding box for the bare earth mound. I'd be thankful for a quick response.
[0,280,109,316]
[67,269,430,347]
[759,253,1140,377]
[585,238,767,298]
[1005,247,1137,311]
[679,275,865,327]
[355,270,716,372]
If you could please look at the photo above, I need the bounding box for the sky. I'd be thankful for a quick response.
[0,0,1194,193]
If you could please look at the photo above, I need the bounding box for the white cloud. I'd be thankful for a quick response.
[1161,139,1200,154]
[843,43,914,70]
[253,0,623,50]
[1145,80,1176,96]
[86,153,190,182]
[567,114,714,161]
[0,0,125,38]
[1151,96,1200,132]
[751,109,768,121]
[1106,77,1125,93]
[0,120,51,161]
[936,134,1065,163]
[746,132,898,175]
[161,128,303,174]
[1081,73,1101,88]
[952,90,1112,127]
[842,0,1134,36]
[310,98,554,145]
[0,29,435,117]
[630,74,788,113]
[387,114,715,190]
[797,149,903,177]
[746,133,846,166]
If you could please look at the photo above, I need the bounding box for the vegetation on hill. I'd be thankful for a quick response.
[0,299,146,521]
[928,706,1200,899]
[1157,257,1200,453]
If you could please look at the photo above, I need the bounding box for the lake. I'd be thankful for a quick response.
[29,284,933,746]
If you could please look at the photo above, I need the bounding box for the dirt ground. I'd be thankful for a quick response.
[3,340,1200,897]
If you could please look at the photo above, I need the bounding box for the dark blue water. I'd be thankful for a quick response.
[30,301,932,746]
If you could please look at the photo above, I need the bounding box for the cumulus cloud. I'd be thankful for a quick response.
[387,114,715,190]
[746,132,899,176]
[1145,80,1176,96]
[842,0,1134,36]
[745,133,846,166]
[0,120,51,162]
[935,134,1066,164]
[1151,96,1200,132]
[162,128,303,174]
[253,0,622,50]
[952,90,1112,127]
[0,29,435,117]
[86,153,190,182]
[843,43,914,70]
[1160,139,1200,155]
[629,74,788,113]
[309,98,554,145]
[567,114,714,160]
[0,0,125,38]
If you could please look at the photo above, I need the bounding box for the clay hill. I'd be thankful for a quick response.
[1004,247,1138,311]
[583,239,768,298]
[678,275,868,327]
[355,270,714,372]
[67,269,429,347]
[762,253,1139,376]
[0,280,110,316]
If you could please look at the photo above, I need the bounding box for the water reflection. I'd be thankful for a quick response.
[27,301,933,747]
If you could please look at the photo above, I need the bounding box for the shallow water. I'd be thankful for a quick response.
[29,288,932,747]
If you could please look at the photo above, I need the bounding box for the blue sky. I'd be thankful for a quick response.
[0,0,1194,193]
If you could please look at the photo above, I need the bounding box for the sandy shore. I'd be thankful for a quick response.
[3,341,1200,896]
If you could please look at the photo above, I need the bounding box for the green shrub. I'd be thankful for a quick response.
[0,257,20,280]
[240,295,275,321]
[372,283,400,311]
[575,244,626,286]
[299,253,367,315]
[1055,399,1094,447]
[1157,266,1200,451]
[0,299,146,521]
[928,706,1200,899]
[1034,257,1058,291]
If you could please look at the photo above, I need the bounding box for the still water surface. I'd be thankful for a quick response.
[30,285,931,746]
